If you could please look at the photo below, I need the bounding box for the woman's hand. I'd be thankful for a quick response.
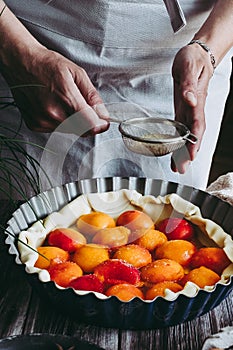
[171,43,214,173]
[2,47,110,135]
[0,3,109,135]
[171,0,233,174]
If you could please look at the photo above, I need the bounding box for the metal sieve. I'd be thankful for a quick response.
[118,117,198,156]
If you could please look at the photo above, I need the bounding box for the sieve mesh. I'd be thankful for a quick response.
[119,118,196,156]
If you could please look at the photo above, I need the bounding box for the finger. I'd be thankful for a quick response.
[55,106,110,136]
[52,74,110,135]
[187,117,204,160]
[183,91,197,107]
[51,61,111,132]
[71,68,103,109]
[171,147,191,173]
[60,69,110,130]
[180,70,199,108]
[180,62,211,109]
[79,106,110,135]
[182,70,211,109]
[171,110,205,173]
[92,103,110,121]
[52,64,101,114]
[173,58,199,108]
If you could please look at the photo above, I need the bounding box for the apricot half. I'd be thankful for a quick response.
[94,259,141,286]
[145,281,183,299]
[92,226,130,247]
[116,210,154,235]
[34,246,69,269]
[133,229,168,251]
[141,258,184,284]
[76,212,115,236]
[105,283,144,301]
[72,243,109,273]
[48,261,83,287]
[157,217,194,241]
[48,228,86,252]
[190,247,231,275]
[69,274,105,293]
[181,266,220,288]
[113,244,152,268]
[155,239,196,266]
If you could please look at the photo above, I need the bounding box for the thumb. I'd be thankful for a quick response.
[183,91,197,107]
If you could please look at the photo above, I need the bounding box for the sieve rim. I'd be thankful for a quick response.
[119,117,190,144]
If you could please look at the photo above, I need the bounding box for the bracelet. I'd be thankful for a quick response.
[188,39,216,71]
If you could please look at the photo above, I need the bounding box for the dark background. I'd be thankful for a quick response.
[208,58,233,185]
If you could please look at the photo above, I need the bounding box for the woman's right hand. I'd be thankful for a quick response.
[2,47,110,134]
[0,3,109,135]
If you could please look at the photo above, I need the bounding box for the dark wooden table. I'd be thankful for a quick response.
[1,201,233,350]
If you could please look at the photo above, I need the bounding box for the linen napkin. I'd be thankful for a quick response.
[207,172,233,206]
[201,326,233,350]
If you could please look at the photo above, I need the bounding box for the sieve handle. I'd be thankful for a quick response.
[108,117,121,124]
[184,133,198,145]
[105,103,154,124]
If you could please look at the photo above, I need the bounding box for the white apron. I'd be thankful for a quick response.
[2,0,233,195]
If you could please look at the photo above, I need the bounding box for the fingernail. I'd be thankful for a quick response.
[185,91,197,106]
[93,104,110,119]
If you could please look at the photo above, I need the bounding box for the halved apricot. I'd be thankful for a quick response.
[48,261,83,287]
[155,240,196,266]
[48,227,86,252]
[69,274,105,293]
[92,226,130,247]
[76,212,115,236]
[94,259,141,286]
[141,258,184,284]
[116,210,154,235]
[145,281,183,299]
[190,247,231,275]
[34,246,69,269]
[72,243,110,273]
[181,266,220,288]
[113,244,152,268]
[105,283,144,301]
[133,229,168,251]
[157,217,194,241]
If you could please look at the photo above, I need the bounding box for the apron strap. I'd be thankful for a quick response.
[163,0,186,33]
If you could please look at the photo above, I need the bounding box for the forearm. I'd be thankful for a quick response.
[0,1,44,70]
[192,0,233,66]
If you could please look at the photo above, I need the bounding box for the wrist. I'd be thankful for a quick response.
[0,6,43,70]
[188,39,216,71]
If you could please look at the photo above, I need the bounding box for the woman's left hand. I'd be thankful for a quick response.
[171,42,214,173]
